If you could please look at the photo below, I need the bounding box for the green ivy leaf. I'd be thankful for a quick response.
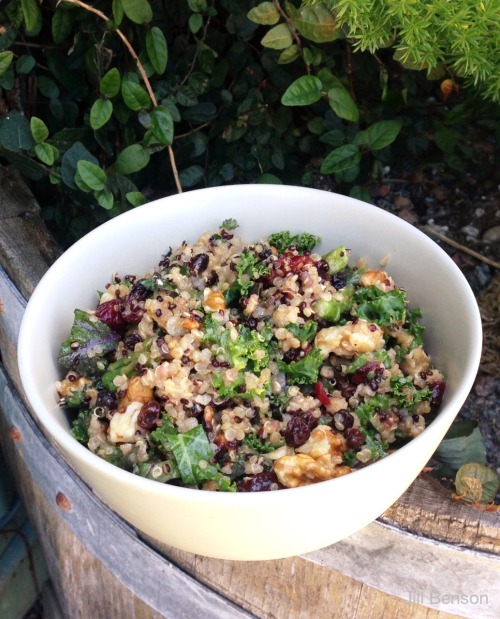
[30,117,49,144]
[90,98,113,130]
[292,4,339,43]
[37,76,60,100]
[278,45,300,65]
[434,421,487,471]
[320,144,361,174]
[0,111,33,152]
[121,0,153,25]
[0,151,45,180]
[125,191,147,207]
[179,165,204,188]
[281,75,323,106]
[0,67,15,90]
[256,173,282,184]
[327,83,359,122]
[61,142,98,189]
[74,171,92,193]
[34,142,59,166]
[0,51,14,77]
[189,14,204,34]
[100,68,121,98]
[359,120,403,151]
[434,127,459,154]
[4,3,23,29]
[146,27,168,75]
[51,7,74,44]
[349,185,372,204]
[76,160,107,192]
[21,0,42,36]
[247,2,280,26]
[112,0,125,27]
[115,144,150,174]
[320,129,345,146]
[15,54,36,75]
[150,106,174,145]
[335,163,359,183]
[261,23,293,50]
[121,80,151,111]
[187,0,207,11]
[96,188,115,210]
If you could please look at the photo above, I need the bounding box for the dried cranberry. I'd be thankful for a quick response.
[120,297,145,324]
[428,380,446,406]
[95,300,126,331]
[237,471,283,492]
[189,253,209,276]
[220,229,233,240]
[314,381,331,406]
[130,282,149,299]
[190,403,203,417]
[351,361,384,386]
[271,251,314,278]
[345,427,365,449]
[315,259,330,279]
[333,410,354,431]
[245,317,258,329]
[206,271,218,286]
[123,333,142,350]
[137,401,162,430]
[282,348,303,363]
[335,374,356,399]
[285,415,312,447]
[331,273,346,290]
[96,389,117,410]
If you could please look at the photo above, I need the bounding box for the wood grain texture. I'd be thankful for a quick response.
[380,476,500,554]
[148,542,469,619]
[0,165,61,300]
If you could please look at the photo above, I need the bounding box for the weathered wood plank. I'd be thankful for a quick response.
[152,541,480,619]
[0,265,25,390]
[380,475,500,553]
[0,165,61,300]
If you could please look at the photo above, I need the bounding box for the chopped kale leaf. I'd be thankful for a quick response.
[58,309,120,377]
[278,347,324,385]
[268,231,321,254]
[355,286,407,326]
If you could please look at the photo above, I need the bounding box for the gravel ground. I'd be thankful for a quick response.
[371,171,500,475]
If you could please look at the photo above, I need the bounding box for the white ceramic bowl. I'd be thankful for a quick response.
[18,185,482,560]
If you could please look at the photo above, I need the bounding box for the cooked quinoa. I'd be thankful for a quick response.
[56,221,446,492]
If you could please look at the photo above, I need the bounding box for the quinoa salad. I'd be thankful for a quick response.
[56,220,446,492]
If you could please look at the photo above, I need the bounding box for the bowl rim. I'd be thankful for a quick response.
[18,184,483,506]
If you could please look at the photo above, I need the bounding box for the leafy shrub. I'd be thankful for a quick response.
[0,0,498,246]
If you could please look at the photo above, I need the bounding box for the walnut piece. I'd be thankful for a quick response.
[315,319,384,358]
[360,269,395,292]
[274,427,351,488]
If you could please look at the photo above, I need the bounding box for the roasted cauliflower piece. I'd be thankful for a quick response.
[315,319,384,358]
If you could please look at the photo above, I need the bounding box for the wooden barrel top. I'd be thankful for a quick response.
[1,165,499,618]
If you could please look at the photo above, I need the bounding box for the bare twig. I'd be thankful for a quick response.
[58,0,182,194]
[274,0,311,74]
[421,225,500,270]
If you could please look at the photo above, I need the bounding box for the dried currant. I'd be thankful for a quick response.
[137,401,162,430]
